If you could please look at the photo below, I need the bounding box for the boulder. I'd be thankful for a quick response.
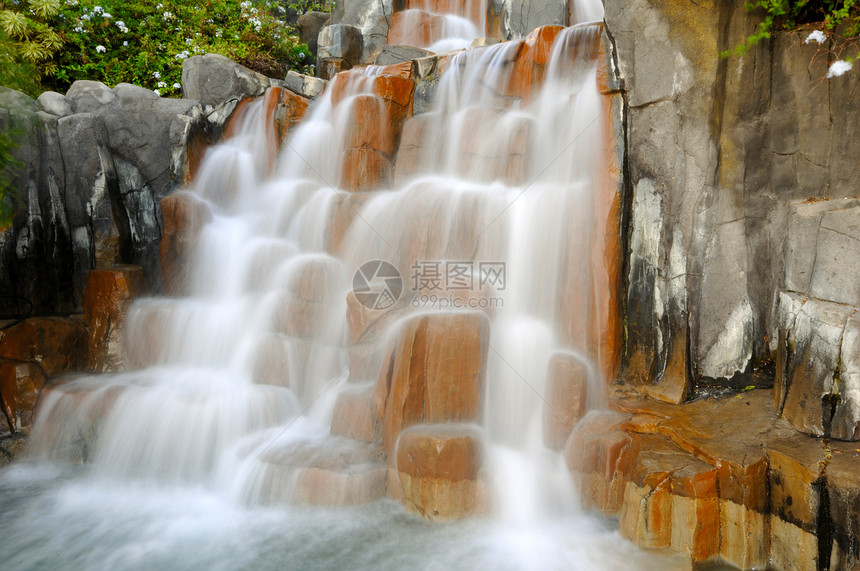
[375,45,433,66]
[181,53,275,108]
[318,58,352,80]
[65,80,116,113]
[331,383,379,442]
[36,91,74,117]
[298,10,331,56]
[0,358,47,431]
[543,351,589,450]
[0,316,87,377]
[317,24,364,65]
[83,266,147,372]
[330,0,391,62]
[373,311,490,453]
[283,70,327,99]
[387,424,487,521]
[159,191,213,296]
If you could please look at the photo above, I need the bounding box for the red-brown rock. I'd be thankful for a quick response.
[84,266,147,372]
[331,384,379,442]
[159,191,213,295]
[0,316,87,377]
[387,424,487,520]
[0,358,47,431]
[543,351,589,450]
[374,311,490,453]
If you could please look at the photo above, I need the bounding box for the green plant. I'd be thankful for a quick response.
[0,0,64,81]
[724,1,860,57]
[45,0,314,96]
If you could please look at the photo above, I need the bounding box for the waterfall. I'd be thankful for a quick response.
[2,3,670,569]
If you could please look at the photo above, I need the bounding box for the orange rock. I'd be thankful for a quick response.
[319,58,352,81]
[374,312,490,453]
[275,88,310,145]
[159,191,213,296]
[250,333,290,387]
[345,94,398,155]
[387,10,445,48]
[331,384,379,442]
[346,291,405,346]
[0,316,87,377]
[341,147,394,191]
[564,410,637,513]
[388,424,487,520]
[83,266,147,372]
[0,358,47,431]
[543,351,589,450]
[394,114,429,185]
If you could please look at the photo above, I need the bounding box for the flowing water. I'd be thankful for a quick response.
[0,3,680,569]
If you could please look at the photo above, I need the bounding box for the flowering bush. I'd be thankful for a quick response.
[0,0,65,83]
[45,0,314,96]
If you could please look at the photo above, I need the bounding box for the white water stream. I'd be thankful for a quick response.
[1,2,680,569]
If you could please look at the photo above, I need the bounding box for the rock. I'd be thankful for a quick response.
[0,433,28,466]
[65,80,116,113]
[181,54,274,108]
[393,114,430,185]
[331,0,391,63]
[502,0,568,39]
[543,351,589,450]
[318,58,352,80]
[255,438,386,506]
[375,45,433,66]
[283,70,327,99]
[36,91,74,116]
[774,292,860,441]
[159,191,213,296]
[83,266,147,372]
[0,316,87,377]
[298,10,331,56]
[387,424,487,521]
[317,24,364,65]
[0,358,47,431]
[387,9,446,48]
[374,312,490,453]
[331,383,379,442]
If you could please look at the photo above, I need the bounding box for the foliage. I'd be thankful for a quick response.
[0,0,64,83]
[724,1,860,57]
[44,0,314,96]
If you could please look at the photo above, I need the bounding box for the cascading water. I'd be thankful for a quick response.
[0,3,677,570]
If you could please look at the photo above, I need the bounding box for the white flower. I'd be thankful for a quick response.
[152,71,161,79]
[162,11,173,20]
[93,6,103,14]
[81,13,89,20]
[173,83,181,89]
[116,20,128,33]
[73,26,83,32]
[153,89,161,96]
[157,81,167,88]
[827,59,853,78]
[805,30,827,44]
[102,13,111,18]
[95,45,106,53]
[123,41,128,46]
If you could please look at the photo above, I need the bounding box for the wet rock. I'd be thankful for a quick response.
[375,45,433,66]
[318,58,352,80]
[0,358,47,431]
[256,438,386,506]
[0,433,28,466]
[501,0,569,39]
[331,383,379,442]
[393,114,430,185]
[543,351,589,450]
[159,191,213,296]
[330,0,391,63]
[374,312,490,453]
[0,316,87,377]
[387,424,487,521]
[83,266,147,372]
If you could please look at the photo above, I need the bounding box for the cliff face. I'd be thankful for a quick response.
[605,0,860,414]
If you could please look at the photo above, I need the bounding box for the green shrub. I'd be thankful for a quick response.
[726,1,860,57]
[45,0,314,96]
[0,0,64,84]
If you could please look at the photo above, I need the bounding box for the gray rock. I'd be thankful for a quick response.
[181,54,271,108]
[298,10,331,56]
[331,0,391,63]
[284,70,327,99]
[775,292,860,440]
[488,0,570,40]
[113,83,160,102]
[65,80,116,113]
[375,45,432,66]
[36,92,74,117]
[317,24,364,64]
